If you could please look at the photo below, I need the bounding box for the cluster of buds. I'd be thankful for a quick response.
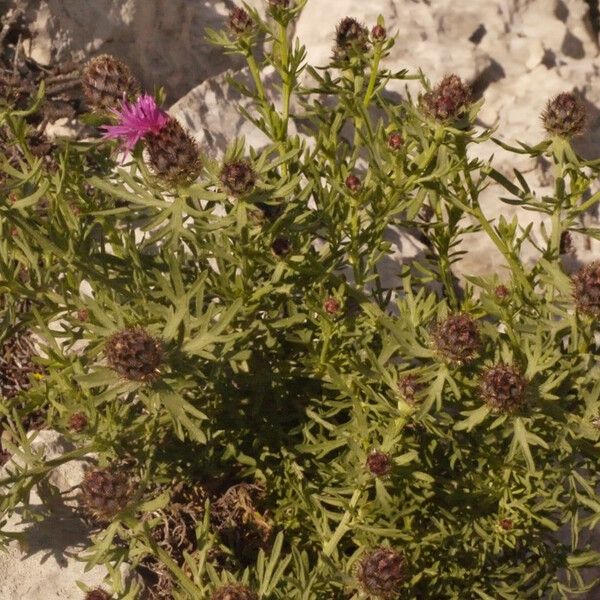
[479,364,527,413]
[211,584,258,600]
[357,548,406,598]
[572,260,600,316]
[83,55,202,184]
[366,450,392,478]
[431,313,481,364]
[420,74,472,122]
[220,159,257,196]
[79,467,133,522]
[333,17,369,62]
[541,92,586,138]
[105,327,163,382]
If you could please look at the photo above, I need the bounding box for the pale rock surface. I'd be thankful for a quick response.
[0,430,117,600]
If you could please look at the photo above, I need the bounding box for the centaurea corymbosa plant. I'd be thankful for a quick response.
[1,2,600,599]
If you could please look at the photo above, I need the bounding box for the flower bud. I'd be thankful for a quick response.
[371,24,386,42]
[479,364,527,413]
[494,285,510,301]
[387,132,403,150]
[333,17,369,62]
[323,296,341,315]
[85,590,111,600]
[272,237,291,257]
[572,261,600,316]
[560,230,574,255]
[220,159,256,196]
[77,308,90,322]
[211,584,258,600]
[431,313,480,364]
[420,74,472,122]
[499,518,513,531]
[398,374,424,405]
[69,412,88,433]
[542,92,586,137]
[145,117,202,183]
[229,7,253,35]
[366,451,392,477]
[105,327,163,382]
[357,548,406,598]
[80,467,132,521]
[345,174,361,192]
[82,54,140,111]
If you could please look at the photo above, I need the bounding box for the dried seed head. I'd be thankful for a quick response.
[85,589,111,600]
[211,483,272,561]
[398,374,424,405]
[271,237,291,257]
[542,92,586,137]
[560,230,574,255]
[323,296,341,315]
[229,7,253,35]
[211,584,259,600]
[371,24,386,41]
[333,17,369,61]
[145,118,202,183]
[82,54,140,111]
[387,132,404,150]
[366,451,392,477]
[420,74,472,122]
[431,313,480,364]
[572,261,600,316]
[479,364,527,413]
[105,327,163,382]
[69,412,88,433]
[220,159,256,196]
[345,174,361,192]
[357,548,406,598]
[80,467,132,521]
[0,331,43,399]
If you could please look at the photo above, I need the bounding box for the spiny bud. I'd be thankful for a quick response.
[542,92,586,138]
[80,467,132,521]
[220,159,256,196]
[333,17,369,62]
[345,174,361,192]
[357,548,406,598]
[366,451,392,477]
[572,261,600,316]
[387,132,403,150]
[323,296,341,315]
[69,412,88,433]
[229,7,253,35]
[211,584,258,600]
[371,24,386,42]
[271,237,291,257]
[85,590,111,600]
[431,313,480,364]
[420,74,472,122]
[82,54,140,111]
[105,327,163,382]
[145,118,202,183]
[494,284,510,301]
[398,374,424,405]
[479,364,527,413]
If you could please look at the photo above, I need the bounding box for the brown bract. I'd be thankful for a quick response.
[80,467,132,522]
[542,92,586,137]
[420,74,472,122]
[479,364,527,413]
[333,17,369,61]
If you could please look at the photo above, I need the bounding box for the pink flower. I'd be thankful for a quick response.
[101,94,169,154]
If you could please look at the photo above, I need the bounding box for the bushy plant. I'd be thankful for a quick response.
[1,2,600,598]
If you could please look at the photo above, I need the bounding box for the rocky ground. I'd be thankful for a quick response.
[1,0,600,598]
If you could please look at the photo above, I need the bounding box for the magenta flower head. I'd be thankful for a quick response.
[101,93,169,154]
